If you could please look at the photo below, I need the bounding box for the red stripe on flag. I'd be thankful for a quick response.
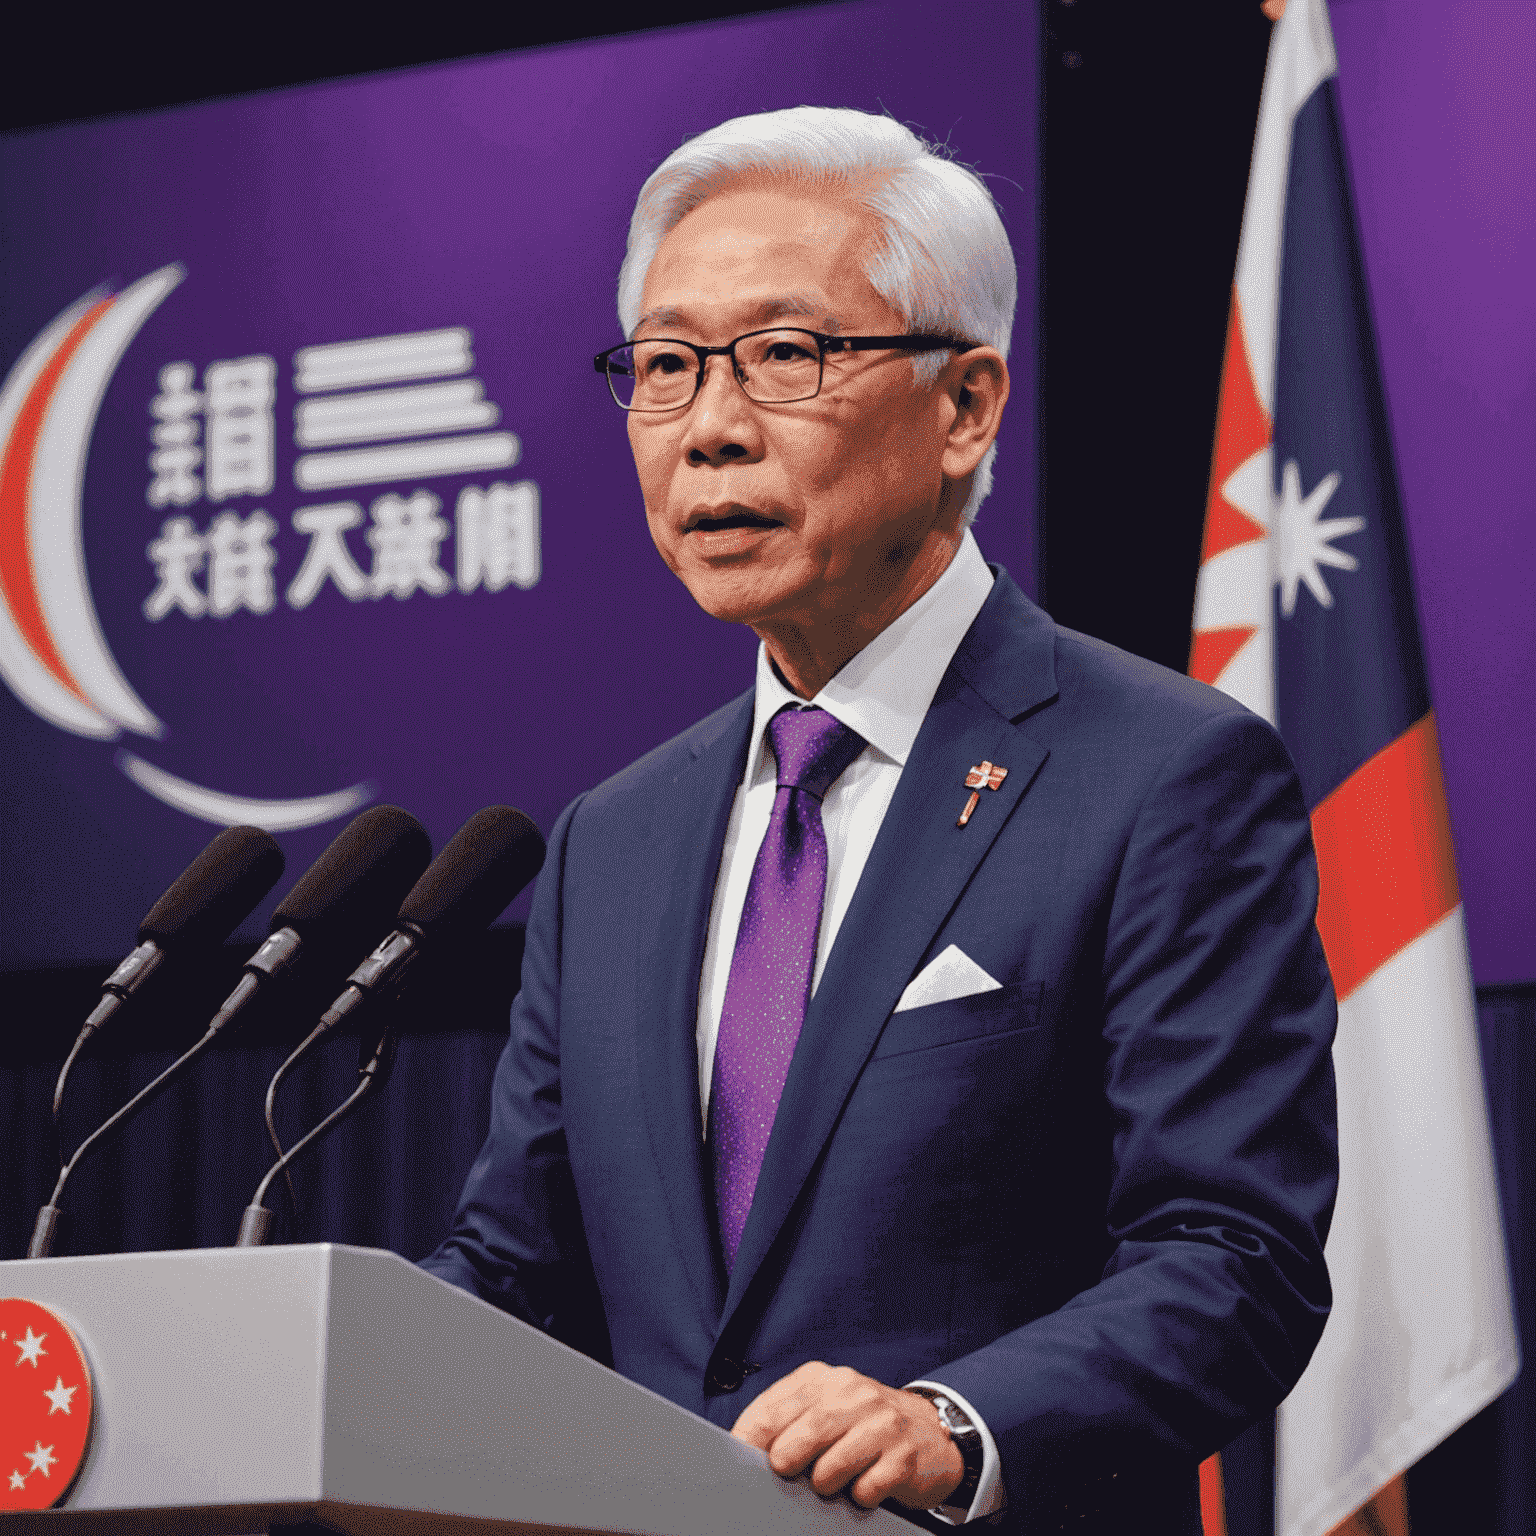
[1324,1474,1409,1536]
[1201,496,1268,567]
[1198,1454,1227,1536]
[1201,292,1270,563]
[1310,712,1460,1000]
[1189,625,1257,687]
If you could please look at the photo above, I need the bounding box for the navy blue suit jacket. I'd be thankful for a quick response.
[423,570,1338,1533]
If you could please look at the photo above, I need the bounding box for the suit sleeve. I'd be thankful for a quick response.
[931,708,1338,1512]
[419,793,611,1362]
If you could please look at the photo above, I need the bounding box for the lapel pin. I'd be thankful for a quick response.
[957,761,1008,827]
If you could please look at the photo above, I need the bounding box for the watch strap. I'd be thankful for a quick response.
[905,1385,984,1510]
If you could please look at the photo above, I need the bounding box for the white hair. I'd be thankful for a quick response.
[617,106,1017,525]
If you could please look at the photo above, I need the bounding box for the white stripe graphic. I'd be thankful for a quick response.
[1277,908,1519,1536]
[294,328,472,393]
[116,750,374,832]
[295,379,499,448]
[295,432,521,492]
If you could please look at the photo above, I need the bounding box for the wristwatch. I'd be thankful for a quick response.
[906,1386,984,1510]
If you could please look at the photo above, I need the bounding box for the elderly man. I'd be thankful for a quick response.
[424,106,1337,1534]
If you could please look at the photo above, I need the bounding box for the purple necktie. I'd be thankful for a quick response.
[711,705,867,1271]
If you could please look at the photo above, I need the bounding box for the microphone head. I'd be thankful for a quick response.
[397,807,545,941]
[271,805,432,955]
[138,826,285,950]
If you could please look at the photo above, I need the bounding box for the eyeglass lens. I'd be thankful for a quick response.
[607,329,824,410]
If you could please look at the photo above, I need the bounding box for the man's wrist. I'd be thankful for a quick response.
[904,1385,984,1510]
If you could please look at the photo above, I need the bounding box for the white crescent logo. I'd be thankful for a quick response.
[0,265,372,831]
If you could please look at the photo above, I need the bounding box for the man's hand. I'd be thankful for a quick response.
[731,1362,965,1511]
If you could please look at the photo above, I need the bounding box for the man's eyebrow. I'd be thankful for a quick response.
[632,305,688,335]
[759,295,840,331]
[631,295,842,337]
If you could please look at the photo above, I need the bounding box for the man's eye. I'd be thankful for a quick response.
[763,341,815,363]
[643,349,692,375]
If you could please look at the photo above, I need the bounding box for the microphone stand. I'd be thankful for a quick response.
[29,1025,225,1259]
[52,1028,98,1124]
[258,1014,328,1224]
[50,942,171,1127]
[260,1007,344,1168]
[253,972,392,1218]
[235,1023,400,1247]
[249,931,425,1231]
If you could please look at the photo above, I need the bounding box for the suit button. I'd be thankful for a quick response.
[706,1357,747,1394]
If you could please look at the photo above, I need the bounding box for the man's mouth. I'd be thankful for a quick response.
[684,506,783,534]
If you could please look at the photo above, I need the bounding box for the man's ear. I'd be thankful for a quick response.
[941,348,1009,481]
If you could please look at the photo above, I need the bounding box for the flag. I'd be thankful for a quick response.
[1189,2,1520,1534]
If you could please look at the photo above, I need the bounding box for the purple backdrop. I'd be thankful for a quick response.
[0,0,1037,969]
[1331,0,1535,985]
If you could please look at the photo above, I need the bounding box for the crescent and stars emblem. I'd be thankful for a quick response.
[0,1298,95,1511]
[0,265,372,831]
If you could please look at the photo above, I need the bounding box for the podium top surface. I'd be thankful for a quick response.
[0,1244,906,1535]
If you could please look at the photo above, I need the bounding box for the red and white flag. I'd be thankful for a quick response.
[1190,1,1519,1533]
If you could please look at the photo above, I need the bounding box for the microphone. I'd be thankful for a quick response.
[204,806,432,1036]
[29,810,435,1261]
[31,825,284,1259]
[234,806,546,1247]
[52,826,285,1120]
[314,805,546,1038]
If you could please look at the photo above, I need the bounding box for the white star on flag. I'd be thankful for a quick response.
[24,1442,56,1479]
[8,1470,25,1491]
[44,1377,77,1416]
[14,1327,47,1368]
[1275,458,1363,616]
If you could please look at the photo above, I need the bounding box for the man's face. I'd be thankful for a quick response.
[627,183,964,635]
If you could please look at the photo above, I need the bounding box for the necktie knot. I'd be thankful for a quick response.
[767,707,866,801]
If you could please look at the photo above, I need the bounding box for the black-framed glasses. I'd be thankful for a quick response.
[592,327,968,412]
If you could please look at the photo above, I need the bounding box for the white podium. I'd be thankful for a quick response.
[0,1245,908,1535]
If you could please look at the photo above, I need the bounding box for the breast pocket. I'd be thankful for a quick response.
[869,981,1043,1061]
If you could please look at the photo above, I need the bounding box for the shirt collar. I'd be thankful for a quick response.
[746,529,995,783]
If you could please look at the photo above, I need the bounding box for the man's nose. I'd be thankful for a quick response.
[682,353,761,465]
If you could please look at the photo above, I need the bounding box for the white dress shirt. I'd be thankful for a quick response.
[694,529,1005,1524]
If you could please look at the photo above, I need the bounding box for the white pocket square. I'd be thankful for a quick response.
[893,944,1003,1014]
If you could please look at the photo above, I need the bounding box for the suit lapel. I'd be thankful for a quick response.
[634,690,755,1326]
[719,573,1058,1324]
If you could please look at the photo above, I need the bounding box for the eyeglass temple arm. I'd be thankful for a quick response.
[828,335,965,355]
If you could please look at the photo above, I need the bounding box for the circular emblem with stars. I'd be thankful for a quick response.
[0,1298,94,1511]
